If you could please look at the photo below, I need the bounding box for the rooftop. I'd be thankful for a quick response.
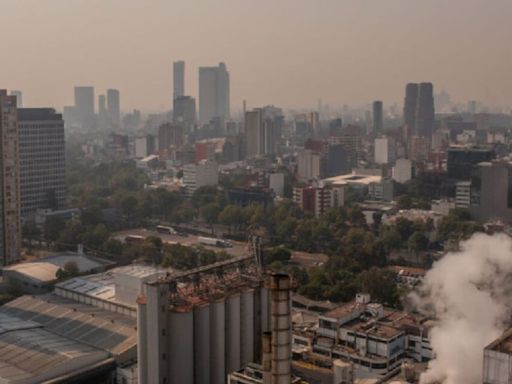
[0,326,109,384]
[323,172,382,187]
[322,301,365,320]
[2,253,114,283]
[485,328,512,354]
[3,262,60,283]
[0,294,137,360]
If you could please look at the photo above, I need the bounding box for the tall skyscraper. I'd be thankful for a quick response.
[10,90,23,107]
[403,83,419,140]
[415,82,435,139]
[403,82,435,140]
[173,61,185,100]
[198,62,230,124]
[18,108,66,219]
[244,108,280,158]
[0,90,21,265]
[107,89,120,128]
[372,101,383,134]
[158,123,184,153]
[98,94,107,122]
[173,96,196,126]
[74,86,95,129]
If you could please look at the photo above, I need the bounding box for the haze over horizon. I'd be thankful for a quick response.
[1,0,511,112]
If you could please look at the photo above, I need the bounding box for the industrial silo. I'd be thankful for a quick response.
[240,288,255,366]
[168,307,194,383]
[209,298,226,384]
[193,302,211,384]
[226,292,241,374]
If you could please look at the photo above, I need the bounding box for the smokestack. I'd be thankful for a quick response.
[262,332,272,384]
[270,273,291,384]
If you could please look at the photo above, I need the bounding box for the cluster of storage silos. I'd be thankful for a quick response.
[137,281,271,384]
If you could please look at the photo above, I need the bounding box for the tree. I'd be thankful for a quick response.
[408,231,429,253]
[120,195,139,217]
[22,222,41,245]
[380,227,402,251]
[142,236,163,264]
[44,216,66,244]
[394,217,415,243]
[82,224,110,250]
[56,220,85,251]
[218,205,242,232]
[264,246,292,265]
[397,195,413,210]
[56,261,80,280]
[359,267,401,307]
[64,261,80,276]
[200,203,221,233]
[103,239,124,258]
[172,204,195,224]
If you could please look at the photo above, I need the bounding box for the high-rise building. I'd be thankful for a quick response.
[0,90,21,265]
[415,83,435,139]
[325,144,356,177]
[18,108,66,219]
[98,94,107,124]
[107,89,120,128]
[173,96,196,126]
[245,110,263,158]
[297,149,322,182]
[245,108,281,158]
[173,60,185,100]
[403,83,435,140]
[198,63,230,123]
[372,101,383,134]
[470,161,512,223]
[135,135,156,159]
[447,146,495,180]
[10,90,22,107]
[328,118,343,137]
[403,83,419,140]
[74,86,95,129]
[158,123,184,153]
[182,160,219,196]
[374,137,396,165]
[293,184,345,217]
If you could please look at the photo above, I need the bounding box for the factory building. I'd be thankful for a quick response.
[291,293,432,380]
[0,293,137,383]
[137,255,272,384]
[483,328,512,384]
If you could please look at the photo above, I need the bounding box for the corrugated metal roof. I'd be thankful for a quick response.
[0,294,137,358]
[0,323,108,383]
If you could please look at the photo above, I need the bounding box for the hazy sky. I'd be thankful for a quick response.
[1,0,511,112]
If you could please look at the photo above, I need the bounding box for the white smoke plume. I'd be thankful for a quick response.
[410,233,512,384]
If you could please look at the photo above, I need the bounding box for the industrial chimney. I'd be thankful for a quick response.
[269,273,292,384]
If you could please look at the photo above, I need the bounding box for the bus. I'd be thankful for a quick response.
[124,235,145,244]
[198,236,233,248]
[156,225,177,235]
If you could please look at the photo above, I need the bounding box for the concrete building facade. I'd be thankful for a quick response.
[0,90,21,265]
[199,63,230,124]
[74,86,95,129]
[173,60,185,100]
[183,160,219,195]
[297,149,322,182]
[107,89,120,128]
[18,108,66,219]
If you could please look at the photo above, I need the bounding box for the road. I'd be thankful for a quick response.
[114,228,249,258]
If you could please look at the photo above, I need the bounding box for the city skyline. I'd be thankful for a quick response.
[0,0,511,111]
